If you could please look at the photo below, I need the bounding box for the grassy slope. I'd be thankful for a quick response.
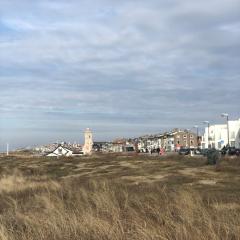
[0,154,239,239]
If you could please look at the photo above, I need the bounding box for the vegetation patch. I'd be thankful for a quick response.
[0,154,239,239]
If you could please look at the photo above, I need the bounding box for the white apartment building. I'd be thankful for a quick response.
[147,138,161,151]
[137,136,162,152]
[202,119,240,149]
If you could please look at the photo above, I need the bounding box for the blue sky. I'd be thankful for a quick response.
[0,0,240,150]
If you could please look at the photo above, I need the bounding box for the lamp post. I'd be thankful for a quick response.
[203,121,210,148]
[186,128,191,148]
[221,113,229,147]
[194,125,199,147]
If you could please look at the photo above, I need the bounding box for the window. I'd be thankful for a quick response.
[176,135,180,139]
[230,141,235,147]
[231,132,235,139]
[218,133,221,140]
[190,141,193,144]
[177,141,180,144]
[183,135,187,138]
[190,135,193,138]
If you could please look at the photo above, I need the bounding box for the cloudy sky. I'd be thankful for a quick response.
[0,0,240,150]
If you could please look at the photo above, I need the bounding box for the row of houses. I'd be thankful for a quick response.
[136,129,199,152]
[92,129,199,153]
[136,118,240,152]
[93,139,136,153]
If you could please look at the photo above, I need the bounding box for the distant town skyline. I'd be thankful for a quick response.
[0,0,240,150]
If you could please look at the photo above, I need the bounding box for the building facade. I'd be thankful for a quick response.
[136,129,198,152]
[137,135,162,152]
[173,130,198,150]
[202,119,240,149]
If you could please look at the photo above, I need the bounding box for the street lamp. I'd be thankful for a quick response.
[194,125,199,147]
[186,128,190,147]
[221,113,229,147]
[203,121,210,148]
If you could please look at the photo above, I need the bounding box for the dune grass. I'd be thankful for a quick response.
[0,154,239,239]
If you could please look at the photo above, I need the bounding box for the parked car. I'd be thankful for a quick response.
[237,149,240,156]
[179,148,190,155]
[194,148,202,155]
[229,147,240,156]
[221,146,240,156]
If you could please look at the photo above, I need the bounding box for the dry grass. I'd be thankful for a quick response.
[0,154,239,239]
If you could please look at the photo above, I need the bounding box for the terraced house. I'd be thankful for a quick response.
[136,129,198,152]
[172,130,198,150]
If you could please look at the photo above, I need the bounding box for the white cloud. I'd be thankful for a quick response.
[0,0,240,148]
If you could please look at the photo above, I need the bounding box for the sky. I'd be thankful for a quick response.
[0,0,240,150]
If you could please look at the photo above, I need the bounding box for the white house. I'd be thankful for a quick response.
[137,137,148,152]
[46,145,83,157]
[137,140,145,152]
[202,119,240,149]
[137,135,162,152]
[110,143,124,152]
[146,137,158,151]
